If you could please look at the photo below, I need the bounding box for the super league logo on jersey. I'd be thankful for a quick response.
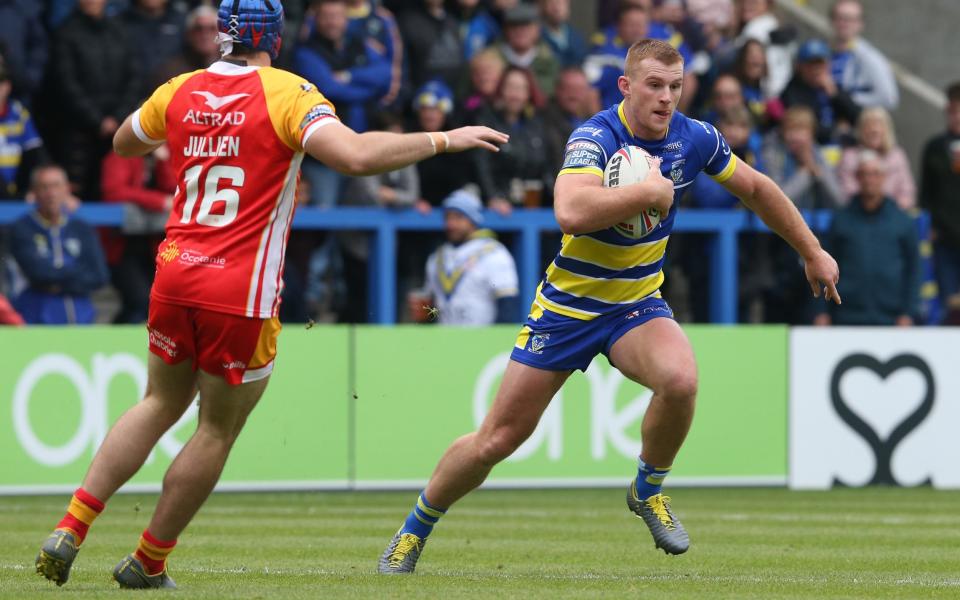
[299,104,336,131]
[829,353,934,486]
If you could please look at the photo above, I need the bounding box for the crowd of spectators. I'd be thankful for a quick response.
[0,0,954,328]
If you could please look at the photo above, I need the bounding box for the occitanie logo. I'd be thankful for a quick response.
[159,240,179,264]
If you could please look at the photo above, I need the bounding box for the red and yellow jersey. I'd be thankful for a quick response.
[134,61,338,318]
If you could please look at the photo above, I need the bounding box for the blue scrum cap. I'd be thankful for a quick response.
[217,0,284,60]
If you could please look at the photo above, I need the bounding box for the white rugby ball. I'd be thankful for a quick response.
[603,145,663,239]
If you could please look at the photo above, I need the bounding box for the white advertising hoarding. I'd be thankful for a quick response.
[790,328,960,490]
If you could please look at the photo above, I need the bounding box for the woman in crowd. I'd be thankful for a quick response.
[733,38,783,128]
[473,66,550,213]
[836,106,916,210]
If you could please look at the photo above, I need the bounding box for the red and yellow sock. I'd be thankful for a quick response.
[134,530,177,576]
[55,487,105,545]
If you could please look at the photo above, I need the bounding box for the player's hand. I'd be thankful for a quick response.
[643,157,675,213]
[804,248,841,304]
[445,126,510,153]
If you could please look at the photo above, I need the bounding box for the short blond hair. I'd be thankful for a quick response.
[856,106,895,153]
[471,47,505,72]
[624,39,684,78]
[782,106,816,133]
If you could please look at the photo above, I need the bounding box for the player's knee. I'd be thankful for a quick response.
[475,426,529,466]
[196,420,243,447]
[143,393,192,427]
[659,369,698,401]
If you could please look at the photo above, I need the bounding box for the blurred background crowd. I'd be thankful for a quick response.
[1,0,958,328]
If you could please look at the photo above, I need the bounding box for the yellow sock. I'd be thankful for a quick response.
[134,530,177,576]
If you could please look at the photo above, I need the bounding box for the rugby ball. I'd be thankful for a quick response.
[603,146,662,239]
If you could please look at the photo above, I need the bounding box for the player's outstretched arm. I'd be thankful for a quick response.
[721,160,842,304]
[553,160,673,234]
[113,114,162,157]
[304,122,509,177]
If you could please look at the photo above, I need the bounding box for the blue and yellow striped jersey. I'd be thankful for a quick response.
[539,102,738,320]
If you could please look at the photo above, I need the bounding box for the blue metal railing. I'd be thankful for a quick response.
[0,203,840,324]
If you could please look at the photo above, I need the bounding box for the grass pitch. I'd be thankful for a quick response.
[3,487,959,599]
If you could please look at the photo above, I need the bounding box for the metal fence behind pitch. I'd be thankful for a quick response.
[0,203,856,324]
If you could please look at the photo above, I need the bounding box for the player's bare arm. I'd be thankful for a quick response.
[113,114,162,157]
[304,121,509,177]
[721,160,842,304]
[554,162,673,234]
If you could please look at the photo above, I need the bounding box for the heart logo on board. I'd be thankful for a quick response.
[829,354,935,486]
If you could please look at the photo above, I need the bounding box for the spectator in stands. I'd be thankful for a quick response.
[47,0,140,200]
[920,82,960,324]
[585,2,696,110]
[829,0,898,110]
[0,66,45,200]
[814,150,918,326]
[339,112,420,322]
[0,293,24,325]
[344,113,420,211]
[462,48,506,122]
[837,107,915,210]
[759,105,842,324]
[494,3,558,100]
[123,0,187,97]
[685,0,734,36]
[732,38,783,128]
[652,0,708,57]
[543,67,596,177]
[457,0,500,61]
[681,106,764,322]
[780,38,861,146]
[45,0,129,30]
[398,0,464,91]
[596,0,631,30]
[346,0,403,106]
[100,145,176,323]
[687,106,763,210]
[762,106,843,211]
[295,0,390,134]
[539,0,588,68]
[412,80,477,207]
[407,80,477,324]
[735,0,794,98]
[149,5,220,90]
[8,164,108,324]
[474,67,550,213]
[0,0,47,102]
[294,0,390,206]
[411,189,519,326]
[701,73,748,125]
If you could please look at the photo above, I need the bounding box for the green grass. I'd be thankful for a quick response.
[3,487,960,599]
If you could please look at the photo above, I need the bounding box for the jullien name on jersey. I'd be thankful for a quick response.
[182,108,244,157]
[184,136,240,157]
